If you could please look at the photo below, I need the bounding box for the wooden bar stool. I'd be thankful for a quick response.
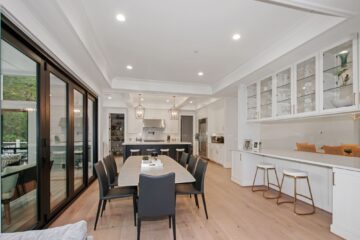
[251,163,280,199]
[130,149,140,156]
[277,169,315,215]
[160,148,170,156]
[175,148,185,162]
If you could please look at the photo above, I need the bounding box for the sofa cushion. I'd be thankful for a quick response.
[0,220,88,240]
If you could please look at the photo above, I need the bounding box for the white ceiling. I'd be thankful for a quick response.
[3,0,358,96]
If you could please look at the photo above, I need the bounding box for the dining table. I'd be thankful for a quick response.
[118,155,195,187]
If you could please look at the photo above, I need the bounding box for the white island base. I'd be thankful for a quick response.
[231,149,360,240]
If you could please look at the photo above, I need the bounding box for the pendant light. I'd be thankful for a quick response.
[135,94,145,119]
[169,96,179,120]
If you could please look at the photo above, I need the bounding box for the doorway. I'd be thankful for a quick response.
[109,113,125,156]
[180,115,193,144]
[198,118,207,157]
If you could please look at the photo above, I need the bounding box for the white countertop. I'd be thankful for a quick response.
[123,141,192,146]
[238,149,360,171]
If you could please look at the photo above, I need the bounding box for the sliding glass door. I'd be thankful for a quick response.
[1,37,40,231]
[1,15,98,232]
[49,73,68,212]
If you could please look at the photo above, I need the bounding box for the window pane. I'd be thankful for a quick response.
[1,40,38,232]
[49,74,67,211]
[74,90,84,190]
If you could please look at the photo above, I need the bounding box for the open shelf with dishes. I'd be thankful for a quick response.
[296,56,316,114]
[246,83,258,120]
[260,76,272,119]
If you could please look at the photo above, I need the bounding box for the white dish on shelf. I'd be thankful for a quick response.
[331,96,353,108]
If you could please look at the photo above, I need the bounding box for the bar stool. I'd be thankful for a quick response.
[160,149,170,156]
[277,169,315,215]
[175,148,185,162]
[146,148,157,155]
[251,163,280,199]
[130,149,140,156]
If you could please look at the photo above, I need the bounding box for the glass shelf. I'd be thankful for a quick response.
[247,94,257,98]
[323,83,353,93]
[260,77,272,119]
[277,98,291,104]
[276,68,291,116]
[297,91,315,99]
[297,74,315,82]
[323,62,352,75]
[247,83,258,120]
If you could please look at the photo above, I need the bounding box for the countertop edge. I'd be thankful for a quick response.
[123,142,192,146]
[234,149,360,172]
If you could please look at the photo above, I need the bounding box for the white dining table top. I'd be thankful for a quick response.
[118,155,195,187]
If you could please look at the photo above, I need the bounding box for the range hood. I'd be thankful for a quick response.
[142,119,166,129]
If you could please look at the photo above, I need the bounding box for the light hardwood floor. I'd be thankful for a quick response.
[51,160,342,240]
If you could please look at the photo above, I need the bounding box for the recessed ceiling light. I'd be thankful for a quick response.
[232,33,241,41]
[116,14,126,22]
[140,97,144,101]
[107,96,112,100]
[166,99,170,103]
[198,72,204,76]
[189,101,193,104]
[126,65,133,70]
[339,50,348,55]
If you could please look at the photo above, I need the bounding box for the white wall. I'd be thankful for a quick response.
[261,115,360,150]
[196,97,237,167]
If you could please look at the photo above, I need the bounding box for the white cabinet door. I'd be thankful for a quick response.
[320,37,359,114]
[275,67,292,117]
[231,151,242,184]
[295,56,317,116]
[260,76,273,119]
[331,168,360,240]
[246,83,258,120]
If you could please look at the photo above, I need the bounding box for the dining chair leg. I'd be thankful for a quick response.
[172,215,176,240]
[101,200,107,217]
[94,200,102,230]
[137,218,141,240]
[133,195,137,226]
[201,193,209,219]
[169,215,171,228]
[194,194,199,208]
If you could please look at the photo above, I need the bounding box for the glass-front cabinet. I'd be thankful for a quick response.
[296,56,317,114]
[245,35,359,122]
[322,39,357,112]
[246,83,258,120]
[276,68,292,116]
[260,77,273,119]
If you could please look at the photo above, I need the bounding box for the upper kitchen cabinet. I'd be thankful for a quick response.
[295,56,317,115]
[260,76,273,119]
[246,83,258,120]
[321,37,358,113]
[127,108,143,133]
[275,67,292,117]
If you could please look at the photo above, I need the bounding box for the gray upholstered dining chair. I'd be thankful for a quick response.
[1,166,19,225]
[109,154,118,176]
[176,159,209,219]
[103,156,118,187]
[93,161,137,230]
[137,173,176,240]
[187,155,198,175]
[179,152,189,168]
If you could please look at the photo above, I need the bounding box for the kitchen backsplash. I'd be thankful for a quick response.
[260,113,360,150]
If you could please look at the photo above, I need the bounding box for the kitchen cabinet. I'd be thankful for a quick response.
[320,38,359,113]
[231,151,263,186]
[245,35,359,122]
[295,56,317,115]
[260,76,273,119]
[331,168,360,240]
[208,143,225,165]
[275,67,292,117]
[246,83,258,120]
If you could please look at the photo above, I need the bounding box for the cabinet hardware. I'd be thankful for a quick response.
[332,172,335,186]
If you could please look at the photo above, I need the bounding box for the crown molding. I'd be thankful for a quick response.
[112,77,212,95]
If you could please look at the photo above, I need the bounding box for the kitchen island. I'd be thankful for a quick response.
[122,142,192,161]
